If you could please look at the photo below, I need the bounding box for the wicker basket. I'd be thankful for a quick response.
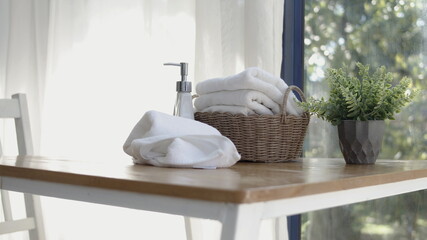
[194,85,310,163]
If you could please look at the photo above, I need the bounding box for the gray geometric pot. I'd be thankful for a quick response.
[337,120,385,164]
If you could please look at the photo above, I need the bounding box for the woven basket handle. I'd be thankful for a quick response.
[280,85,307,123]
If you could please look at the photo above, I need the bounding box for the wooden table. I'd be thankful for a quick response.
[1,156,427,240]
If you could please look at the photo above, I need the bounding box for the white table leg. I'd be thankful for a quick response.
[219,203,264,240]
[185,217,203,240]
[274,217,288,240]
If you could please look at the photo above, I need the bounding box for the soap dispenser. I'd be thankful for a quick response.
[164,62,194,119]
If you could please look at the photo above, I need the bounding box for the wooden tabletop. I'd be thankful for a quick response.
[0,156,427,203]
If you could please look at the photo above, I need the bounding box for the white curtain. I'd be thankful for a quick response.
[195,0,283,81]
[0,0,48,155]
[0,0,284,239]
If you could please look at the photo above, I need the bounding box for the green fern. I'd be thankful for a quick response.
[299,63,417,125]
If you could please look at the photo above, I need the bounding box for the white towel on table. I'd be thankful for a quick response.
[123,111,240,168]
[194,90,280,115]
[196,67,303,116]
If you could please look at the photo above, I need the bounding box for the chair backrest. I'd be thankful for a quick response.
[0,93,44,240]
[0,93,33,156]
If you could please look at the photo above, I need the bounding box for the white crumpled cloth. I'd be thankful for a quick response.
[123,111,240,168]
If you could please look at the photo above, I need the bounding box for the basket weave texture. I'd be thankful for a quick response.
[194,85,310,163]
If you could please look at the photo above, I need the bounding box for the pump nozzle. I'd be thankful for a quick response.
[164,62,188,81]
[163,62,191,92]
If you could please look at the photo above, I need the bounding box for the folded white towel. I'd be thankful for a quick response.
[196,67,303,116]
[123,111,240,168]
[200,105,256,115]
[194,90,280,115]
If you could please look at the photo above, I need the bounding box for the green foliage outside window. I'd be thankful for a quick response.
[304,0,426,160]
[303,1,427,240]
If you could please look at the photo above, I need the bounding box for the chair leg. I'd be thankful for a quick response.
[24,194,45,240]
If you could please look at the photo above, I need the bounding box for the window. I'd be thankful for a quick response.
[300,0,427,239]
[304,0,426,160]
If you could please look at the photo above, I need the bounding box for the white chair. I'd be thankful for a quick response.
[0,93,45,239]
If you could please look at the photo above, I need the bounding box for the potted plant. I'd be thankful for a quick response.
[300,63,417,164]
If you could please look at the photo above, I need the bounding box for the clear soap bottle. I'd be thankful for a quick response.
[164,62,194,119]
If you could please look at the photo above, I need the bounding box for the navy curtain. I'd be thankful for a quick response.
[282,0,305,239]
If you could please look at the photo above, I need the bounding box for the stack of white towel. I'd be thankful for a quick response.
[194,67,303,116]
